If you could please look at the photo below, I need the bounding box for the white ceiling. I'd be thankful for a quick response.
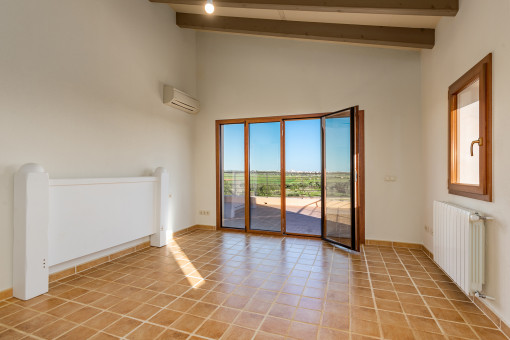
[169,4,441,29]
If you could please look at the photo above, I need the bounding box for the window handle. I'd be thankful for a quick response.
[470,137,483,156]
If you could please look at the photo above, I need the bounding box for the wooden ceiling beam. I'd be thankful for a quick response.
[176,13,435,49]
[151,0,458,16]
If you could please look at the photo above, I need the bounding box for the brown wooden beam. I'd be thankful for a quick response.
[176,13,435,49]
[152,0,458,16]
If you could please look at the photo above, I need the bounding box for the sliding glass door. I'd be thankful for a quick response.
[284,119,322,236]
[322,108,356,248]
[249,122,281,232]
[220,124,245,229]
[216,107,361,250]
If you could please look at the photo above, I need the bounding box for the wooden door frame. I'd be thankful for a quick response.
[215,110,366,250]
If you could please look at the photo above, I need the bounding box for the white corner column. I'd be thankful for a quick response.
[151,167,170,247]
[13,164,50,300]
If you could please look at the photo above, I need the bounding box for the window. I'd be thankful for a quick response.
[448,54,492,201]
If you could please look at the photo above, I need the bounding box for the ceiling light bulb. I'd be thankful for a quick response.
[205,0,214,14]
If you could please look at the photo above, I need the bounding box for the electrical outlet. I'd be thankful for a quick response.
[205,210,210,216]
[198,210,210,216]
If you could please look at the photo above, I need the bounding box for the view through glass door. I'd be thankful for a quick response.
[284,119,322,236]
[217,107,361,250]
[249,122,281,232]
[323,108,356,248]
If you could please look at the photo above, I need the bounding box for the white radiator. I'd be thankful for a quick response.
[433,201,486,295]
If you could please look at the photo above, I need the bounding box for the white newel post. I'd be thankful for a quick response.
[13,164,50,300]
[151,167,169,247]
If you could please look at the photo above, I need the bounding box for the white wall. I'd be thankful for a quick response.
[421,0,510,325]
[193,32,424,244]
[0,0,196,292]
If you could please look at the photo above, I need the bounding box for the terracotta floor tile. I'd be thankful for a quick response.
[401,303,432,317]
[437,320,477,339]
[108,299,141,315]
[350,306,378,322]
[103,317,142,337]
[83,311,121,330]
[125,323,165,339]
[0,308,39,327]
[245,299,272,314]
[299,297,323,310]
[56,326,97,340]
[166,298,195,312]
[351,318,380,338]
[294,307,322,324]
[461,311,498,328]
[381,324,415,340]
[33,319,77,339]
[0,329,26,340]
[260,316,291,336]
[14,313,57,333]
[89,332,121,340]
[4,232,504,340]
[223,325,256,340]
[223,295,250,309]
[317,327,350,340]
[376,298,403,312]
[210,307,240,323]
[253,331,285,340]
[413,330,448,340]
[430,306,464,322]
[149,309,182,326]
[170,313,205,333]
[155,329,189,340]
[195,319,230,339]
[287,321,319,340]
[378,310,409,326]
[407,315,441,334]
[472,326,509,340]
[269,303,296,319]
[234,311,265,329]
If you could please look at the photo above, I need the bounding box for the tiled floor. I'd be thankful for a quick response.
[0,230,508,340]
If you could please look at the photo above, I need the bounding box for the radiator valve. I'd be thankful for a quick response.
[475,291,495,301]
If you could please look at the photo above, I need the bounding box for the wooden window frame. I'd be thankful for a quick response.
[448,53,492,202]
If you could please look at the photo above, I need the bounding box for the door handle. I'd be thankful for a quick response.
[470,137,483,156]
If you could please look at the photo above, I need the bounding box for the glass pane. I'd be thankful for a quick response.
[285,119,322,235]
[249,122,281,232]
[221,124,245,229]
[456,79,480,185]
[325,115,352,247]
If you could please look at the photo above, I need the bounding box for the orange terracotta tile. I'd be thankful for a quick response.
[103,317,142,337]
[126,323,165,339]
[234,311,264,329]
[260,316,291,336]
[155,329,189,340]
[351,318,380,338]
[437,320,477,339]
[33,319,76,339]
[287,321,319,340]
[84,312,122,331]
[223,325,256,340]
[381,324,415,340]
[170,313,205,333]
[149,309,182,326]
[195,319,230,339]
[57,326,98,340]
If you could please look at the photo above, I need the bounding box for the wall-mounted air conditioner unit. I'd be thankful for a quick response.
[163,86,200,114]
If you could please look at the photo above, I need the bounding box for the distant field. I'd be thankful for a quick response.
[223,171,350,198]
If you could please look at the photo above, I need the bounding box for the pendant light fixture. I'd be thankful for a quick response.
[205,0,215,14]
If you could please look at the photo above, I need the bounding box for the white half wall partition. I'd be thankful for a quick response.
[13,164,170,300]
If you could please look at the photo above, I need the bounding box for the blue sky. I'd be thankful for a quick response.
[223,118,350,172]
